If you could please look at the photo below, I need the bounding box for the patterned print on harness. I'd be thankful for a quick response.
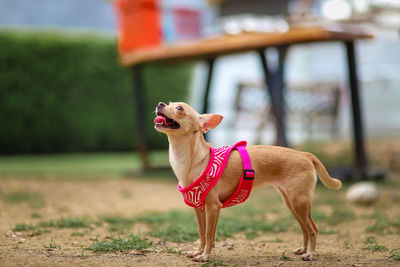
[177,141,255,209]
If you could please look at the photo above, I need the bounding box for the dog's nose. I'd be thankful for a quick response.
[157,102,166,108]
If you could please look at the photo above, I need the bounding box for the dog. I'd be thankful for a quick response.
[154,101,342,262]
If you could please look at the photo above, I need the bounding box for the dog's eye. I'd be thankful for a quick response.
[176,106,184,111]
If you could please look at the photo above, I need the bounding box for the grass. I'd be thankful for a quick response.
[362,236,388,252]
[13,212,196,240]
[344,240,353,249]
[102,215,136,233]
[32,229,51,236]
[135,210,192,225]
[12,208,292,245]
[14,208,293,244]
[13,222,53,236]
[366,212,400,235]
[31,212,42,219]
[10,205,295,250]
[164,247,183,255]
[0,151,169,178]
[326,208,357,225]
[1,191,45,208]
[139,211,198,243]
[71,231,88,237]
[86,234,150,253]
[149,224,198,243]
[38,217,92,229]
[13,223,34,232]
[220,205,294,239]
[75,208,294,245]
[388,249,400,261]
[313,186,346,207]
[366,212,391,234]
[279,251,292,261]
[319,228,337,235]
[311,209,328,222]
[13,217,92,235]
[201,259,228,266]
[44,237,60,250]
[136,209,293,243]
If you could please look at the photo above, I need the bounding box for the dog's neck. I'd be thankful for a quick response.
[167,131,210,188]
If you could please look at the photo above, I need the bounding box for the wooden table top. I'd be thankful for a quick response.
[119,24,373,66]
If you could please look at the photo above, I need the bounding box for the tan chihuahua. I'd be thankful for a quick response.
[154,101,342,262]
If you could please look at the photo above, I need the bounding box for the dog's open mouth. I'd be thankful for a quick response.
[154,112,180,129]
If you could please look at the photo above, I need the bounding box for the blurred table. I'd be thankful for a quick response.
[120,25,377,179]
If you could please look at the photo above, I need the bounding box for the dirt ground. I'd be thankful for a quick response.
[1,175,400,267]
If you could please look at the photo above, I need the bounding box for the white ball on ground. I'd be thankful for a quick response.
[346,182,380,206]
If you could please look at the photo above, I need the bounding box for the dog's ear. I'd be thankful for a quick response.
[199,114,223,133]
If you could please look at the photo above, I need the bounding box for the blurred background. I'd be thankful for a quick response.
[1,1,400,265]
[0,0,399,175]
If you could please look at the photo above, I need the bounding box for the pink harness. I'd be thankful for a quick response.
[177,141,255,210]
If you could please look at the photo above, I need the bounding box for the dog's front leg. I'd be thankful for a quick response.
[187,208,206,258]
[193,202,221,262]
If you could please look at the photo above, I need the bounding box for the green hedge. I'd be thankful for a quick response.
[0,30,192,154]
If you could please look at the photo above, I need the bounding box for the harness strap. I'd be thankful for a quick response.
[222,145,255,208]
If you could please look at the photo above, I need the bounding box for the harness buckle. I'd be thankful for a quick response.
[243,169,255,180]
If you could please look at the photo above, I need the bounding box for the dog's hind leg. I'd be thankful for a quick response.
[305,209,319,260]
[292,200,318,261]
[285,174,318,261]
[276,186,308,255]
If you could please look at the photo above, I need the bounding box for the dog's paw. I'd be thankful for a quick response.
[192,254,209,262]
[186,250,203,258]
[293,247,307,255]
[301,252,316,261]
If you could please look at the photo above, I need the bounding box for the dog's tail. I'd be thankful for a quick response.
[306,153,342,190]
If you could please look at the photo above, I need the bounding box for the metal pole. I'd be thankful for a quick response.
[132,65,150,171]
[202,58,215,114]
[258,46,289,147]
[345,41,367,176]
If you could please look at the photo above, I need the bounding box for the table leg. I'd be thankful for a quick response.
[258,46,289,147]
[131,65,149,171]
[345,41,367,176]
[202,58,215,114]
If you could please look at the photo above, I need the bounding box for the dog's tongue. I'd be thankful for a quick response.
[154,115,167,125]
